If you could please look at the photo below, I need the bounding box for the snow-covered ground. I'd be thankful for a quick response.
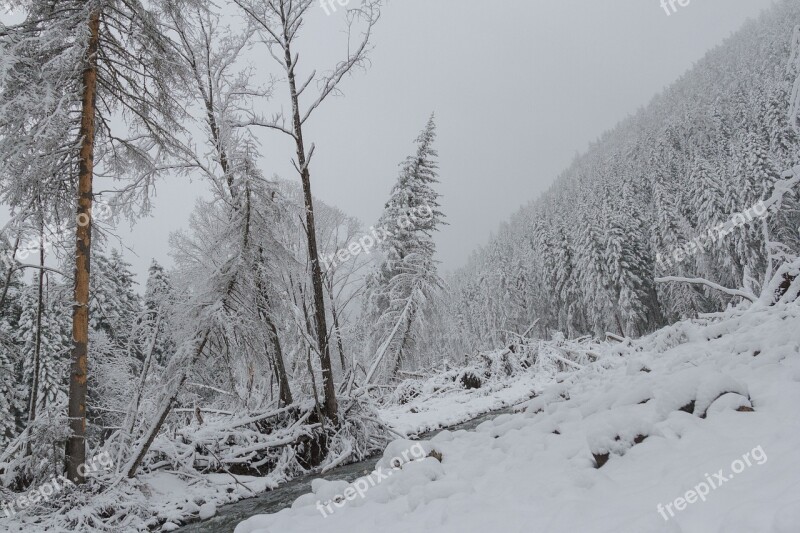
[123,377,544,532]
[378,371,539,437]
[236,303,800,533]
[1,351,558,532]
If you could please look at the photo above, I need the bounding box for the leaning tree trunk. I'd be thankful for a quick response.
[125,331,210,478]
[254,245,293,408]
[66,9,100,484]
[391,308,416,381]
[264,308,293,407]
[121,311,163,441]
[283,38,337,425]
[255,267,293,408]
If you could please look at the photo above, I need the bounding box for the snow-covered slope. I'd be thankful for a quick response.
[235,303,800,533]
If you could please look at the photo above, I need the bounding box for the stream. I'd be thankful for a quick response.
[176,407,513,532]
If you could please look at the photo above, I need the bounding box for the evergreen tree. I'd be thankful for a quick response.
[0,240,24,446]
[365,116,446,381]
[603,175,655,336]
[765,81,799,168]
[575,194,615,336]
[81,248,141,432]
[732,129,781,282]
[91,248,142,351]
[552,226,586,336]
[372,115,446,296]
[143,259,176,365]
[17,287,70,414]
[652,156,708,320]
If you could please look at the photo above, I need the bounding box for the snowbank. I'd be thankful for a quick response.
[235,304,800,533]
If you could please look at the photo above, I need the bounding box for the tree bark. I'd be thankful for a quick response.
[331,300,347,373]
[391,309,416,380]
[265,310,293,407]
[282,37,337,424]
[66,9,100,484]
[254,245,293,408]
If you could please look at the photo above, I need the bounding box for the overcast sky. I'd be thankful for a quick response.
[6,0,781,286]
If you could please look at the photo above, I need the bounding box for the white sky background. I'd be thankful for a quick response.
[2,0,782,287]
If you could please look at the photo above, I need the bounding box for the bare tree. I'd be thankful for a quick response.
[316,206,371,374]
[120,4,302,476]
[232,0,381,424]
[169,5,297,404]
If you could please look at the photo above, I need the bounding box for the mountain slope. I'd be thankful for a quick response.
[431,0,800,362]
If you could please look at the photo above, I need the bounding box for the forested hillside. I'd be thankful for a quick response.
[436,0,800,355]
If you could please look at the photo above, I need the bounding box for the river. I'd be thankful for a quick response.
[176,407,513,532]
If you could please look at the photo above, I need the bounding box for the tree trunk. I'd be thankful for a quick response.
[283,38,337,424]
[331,301,347,373]
[25,228,45,456]
[122,311,162,439]
[254,245,293,408]
[614,312,625,338]
[364,296,414,385]
[265,311,293,407]
[0,235,20,313]
[66,9,100,484]
[324,276,347,372]
[391,309,416,380]
[125,331,210,479]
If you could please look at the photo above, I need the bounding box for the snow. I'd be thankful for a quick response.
[132,472,278,528]
[198,502,217,520]
[235,303,800,533]
[378,371,540,436]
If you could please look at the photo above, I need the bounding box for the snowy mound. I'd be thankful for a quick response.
[235,304,800,533]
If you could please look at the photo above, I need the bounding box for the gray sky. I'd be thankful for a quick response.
[7,0,781,286]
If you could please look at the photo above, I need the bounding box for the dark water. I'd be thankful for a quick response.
[176,408,512,533]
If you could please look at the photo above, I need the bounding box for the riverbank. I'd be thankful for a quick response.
[236,304,800,533]
[0,335,603,532]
